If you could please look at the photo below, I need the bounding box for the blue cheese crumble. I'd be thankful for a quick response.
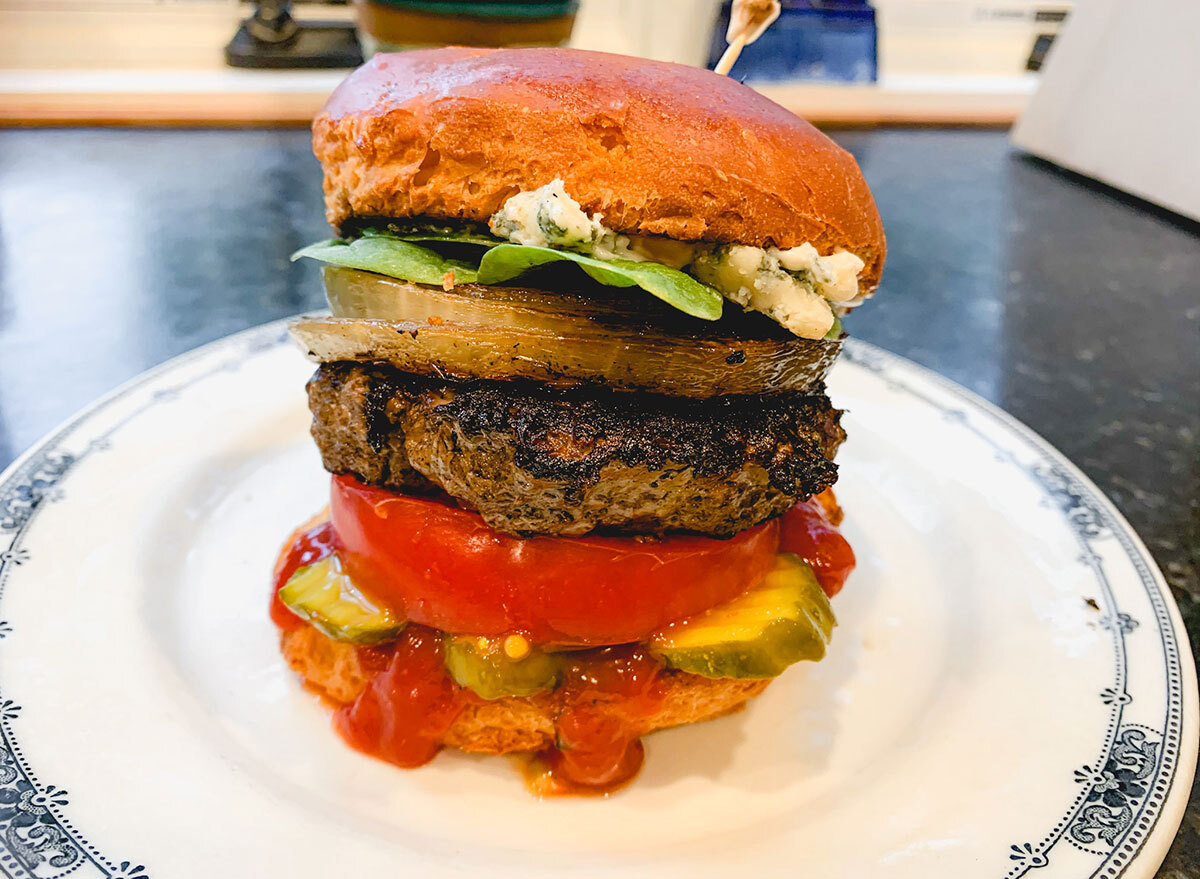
[489,180,867,339]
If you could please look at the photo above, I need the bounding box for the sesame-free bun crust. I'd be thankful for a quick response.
[315,47,885,291]
[281,625,770,755]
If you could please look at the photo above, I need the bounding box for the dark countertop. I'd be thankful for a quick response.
[0,127,1197,873]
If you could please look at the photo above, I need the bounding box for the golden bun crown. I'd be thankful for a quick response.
[315,47,886,292]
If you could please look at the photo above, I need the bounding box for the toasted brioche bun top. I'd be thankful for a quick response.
[315,47,885,292]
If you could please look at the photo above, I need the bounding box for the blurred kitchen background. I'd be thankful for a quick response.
[1,0,1070,125]
[1,1,1196,622]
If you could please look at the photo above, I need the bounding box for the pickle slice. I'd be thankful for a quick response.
[277,555,405,645]
[649,554,836,679]
[443,635,562,700]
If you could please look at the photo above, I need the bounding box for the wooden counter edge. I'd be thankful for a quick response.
[0,89,1024,128]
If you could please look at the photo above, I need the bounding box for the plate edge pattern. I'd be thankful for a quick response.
[840,341,1189,879]
[0,330,1186,878]
[0,322,289,879]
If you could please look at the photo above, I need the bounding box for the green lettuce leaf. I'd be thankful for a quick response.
[361,225,499,246]
[476,244,723,321]
[293,233,724,322]
[291,237,478,285]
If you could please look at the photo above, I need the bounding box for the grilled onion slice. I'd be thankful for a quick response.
[289,266,842,397]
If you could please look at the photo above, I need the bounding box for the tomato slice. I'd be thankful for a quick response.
[778,499,856,597]
[329,474,781,645]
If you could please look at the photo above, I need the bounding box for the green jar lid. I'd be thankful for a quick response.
[368,0,579,18]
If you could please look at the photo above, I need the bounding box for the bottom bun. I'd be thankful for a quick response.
[281,625,772,756]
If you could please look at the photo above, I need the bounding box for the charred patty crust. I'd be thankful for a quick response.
[308,361,846,537]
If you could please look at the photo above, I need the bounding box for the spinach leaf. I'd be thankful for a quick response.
[291,237,479,285]
[477,244,723,321]
[361,224,499,247]
[293,234,724,323]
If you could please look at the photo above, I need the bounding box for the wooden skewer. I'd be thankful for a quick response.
[714,32,748,76]
[714,0,782,76]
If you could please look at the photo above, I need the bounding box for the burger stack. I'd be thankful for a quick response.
[271,47,885,793]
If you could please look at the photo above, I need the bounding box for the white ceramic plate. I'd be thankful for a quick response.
[0,322,1193,879]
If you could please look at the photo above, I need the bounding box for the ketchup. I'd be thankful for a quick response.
[271,525,467,768]
[778,497,856,597]
[269,490,853,794]
[271,518,669,789]
[528,646,666,796]
[270,519,336,630]
[333,625,464,768]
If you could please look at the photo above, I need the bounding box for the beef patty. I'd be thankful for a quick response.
[308,362,846,537]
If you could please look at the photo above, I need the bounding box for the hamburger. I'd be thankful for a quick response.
[272,47,885,794]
